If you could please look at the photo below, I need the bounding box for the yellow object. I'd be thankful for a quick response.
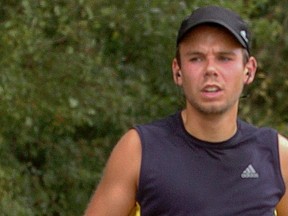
[129,202,140,216]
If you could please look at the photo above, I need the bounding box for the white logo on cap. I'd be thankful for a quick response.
[240,30,248,43]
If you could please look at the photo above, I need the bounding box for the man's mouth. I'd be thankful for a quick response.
[203,87,220,92]
[202,85,222,93]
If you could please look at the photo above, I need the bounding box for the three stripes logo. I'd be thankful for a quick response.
[241,164,259,179]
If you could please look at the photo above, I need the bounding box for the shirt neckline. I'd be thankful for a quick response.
[176,111,241,149]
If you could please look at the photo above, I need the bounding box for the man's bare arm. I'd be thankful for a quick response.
[84,129,141,216]
[276,134,288,216]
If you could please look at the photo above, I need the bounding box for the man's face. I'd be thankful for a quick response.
[174,25,253,115]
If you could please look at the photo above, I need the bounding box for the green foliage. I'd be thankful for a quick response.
[0,0,287,215]
[238,1,288,129]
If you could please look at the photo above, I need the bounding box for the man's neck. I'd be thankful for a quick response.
[181,108,238,143]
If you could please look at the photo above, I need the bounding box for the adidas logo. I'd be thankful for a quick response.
[241,164,259,179]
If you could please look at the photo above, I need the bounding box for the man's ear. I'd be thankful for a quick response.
[244,56,257,85]
[172,58,182,86]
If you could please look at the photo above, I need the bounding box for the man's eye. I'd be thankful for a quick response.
[190,57,202,62]
[219,56,231,61]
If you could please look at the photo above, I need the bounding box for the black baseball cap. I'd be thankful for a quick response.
[176,6,250,53]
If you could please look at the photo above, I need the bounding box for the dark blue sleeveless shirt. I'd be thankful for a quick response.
[134,112,285,216]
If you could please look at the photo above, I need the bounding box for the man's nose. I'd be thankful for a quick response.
[205,58,219,77]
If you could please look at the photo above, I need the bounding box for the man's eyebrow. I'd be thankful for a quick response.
[184,50,237,56]
[184,51,204,56]
[217,51,237,56]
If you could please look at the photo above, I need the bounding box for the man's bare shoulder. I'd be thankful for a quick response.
[276,133,288,216]
[278,134,288,148]
[116,129,141,152]
[84,129,141,216]
[278,134,288,180]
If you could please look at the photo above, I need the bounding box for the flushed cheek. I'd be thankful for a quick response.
[182,81,202,100]
[181,76,199,91]
[226,79,244,97]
